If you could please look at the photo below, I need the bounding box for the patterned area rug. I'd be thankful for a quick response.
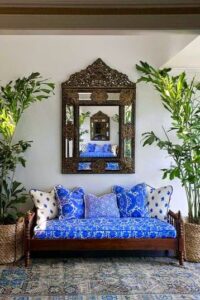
[0,257,200,299]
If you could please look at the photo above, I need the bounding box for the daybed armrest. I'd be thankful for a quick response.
[25,210,36,239]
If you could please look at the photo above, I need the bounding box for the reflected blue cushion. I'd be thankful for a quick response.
[87,143,96,152]
[94,145,103,152]
[106,163,120,170]
[78,162,119,171]
[113,183,149,218]
[54,185,85,219]
[78,162,91,170]
[34,217,176,240]
[103,144,111,152]
[85,193,120,218]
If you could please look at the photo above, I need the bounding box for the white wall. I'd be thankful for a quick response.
[0,34,196,215]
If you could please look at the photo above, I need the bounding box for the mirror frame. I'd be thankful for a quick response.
[61,58,136,174]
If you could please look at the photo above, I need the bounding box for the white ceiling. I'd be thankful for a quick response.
[164,36,200,69]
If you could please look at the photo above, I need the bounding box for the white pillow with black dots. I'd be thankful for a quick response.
[30,189,58,226]
[146,185,173,221]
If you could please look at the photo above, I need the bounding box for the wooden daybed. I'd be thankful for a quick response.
[24,209,185,267]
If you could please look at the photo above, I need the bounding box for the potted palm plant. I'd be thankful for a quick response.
[136,62,200,262]
[0,73,54,264]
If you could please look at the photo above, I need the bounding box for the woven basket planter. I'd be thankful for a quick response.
[185,222,200,262]
[0,218,24,264]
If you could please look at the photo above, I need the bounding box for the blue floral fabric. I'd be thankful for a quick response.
[85,193,120,218]
[54,185,85,219]
[102,144,111,152]
[106,163,120,171]
[34,217,176,240]
[86,143,96,152]
[113,183,149,218]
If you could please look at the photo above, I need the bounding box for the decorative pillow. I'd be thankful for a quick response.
[54,185,85,219]
[30,189,58,225]
[94,145,102,152]
[146,185,173,221]
[112,183,149,218]
[111,144,118,156]
[87,143,96,152]
[85,193,120,218]
[103,144,111,152]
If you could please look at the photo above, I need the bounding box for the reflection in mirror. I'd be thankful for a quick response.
[91,111,110,141]
[78,92,120,101]
[79,106,119,158]
[78,92,92,100]
[78,162,92,171]
[124,105,132,123]
[124,138,132,158]
[107,93,120,101]
[65,106,74,158]
[78,162,120,171]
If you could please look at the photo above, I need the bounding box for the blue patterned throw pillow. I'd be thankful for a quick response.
[112,183,149,218]
[94,145,102,152]
[103,144,111,152]
[146,185,173,221]
[87,143,96,152]
[85,193,120,218]
[54,185,85,219]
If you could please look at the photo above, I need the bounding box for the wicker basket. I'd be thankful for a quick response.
[185,222,200,262]
[0,218,24,264]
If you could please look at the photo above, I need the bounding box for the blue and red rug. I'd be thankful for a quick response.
[0,257,200,299]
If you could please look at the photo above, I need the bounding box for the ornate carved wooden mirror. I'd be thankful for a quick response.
[62,58,136,174]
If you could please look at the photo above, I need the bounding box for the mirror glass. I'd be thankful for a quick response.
[79,106,119,158]
[125,105,132,123]
[107,93,120,101]
[78,162,120,171]
[78,92,91,101]
[78,92,120,101]
[65,106,74,158]
[91,110,110,141]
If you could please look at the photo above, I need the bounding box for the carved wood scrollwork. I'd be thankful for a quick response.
[91,160,106,173]
[120,89,135,105]
[90,89,108,104]
[65,121,74,140]
[64,90,79,105]
[62,58,135,88]
[121,124,134,139]
[65,159,78,173]
[120,158,133,173]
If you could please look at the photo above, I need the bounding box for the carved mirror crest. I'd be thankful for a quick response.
[62,58,136,174]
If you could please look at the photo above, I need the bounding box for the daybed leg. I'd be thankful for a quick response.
[177,211,184,266]
[178,251,184,266]
[25,251,30,267]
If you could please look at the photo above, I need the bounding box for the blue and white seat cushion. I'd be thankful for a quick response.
[30,189,58,225]
[146,185,173,221]
[85,193,120,218]
[34,217,176,240]
[54,185,85,219]
[112,183,149,218]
